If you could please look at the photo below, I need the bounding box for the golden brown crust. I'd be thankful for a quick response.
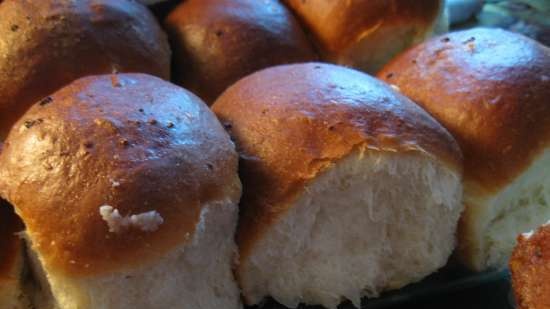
[510,225,550,309]
[0,73,240,277]
[164,0,317,104]
[378,28,550,195]
[0,0,171,140]
[0,200,24,282]
[284,0,442,71]
[212,63,462,261]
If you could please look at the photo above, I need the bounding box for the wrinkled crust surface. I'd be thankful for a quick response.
[0,73,240,277]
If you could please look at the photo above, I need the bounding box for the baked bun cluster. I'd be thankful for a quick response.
[164,0,318,104]
[163,0,446,104]
[0,0,170,140]
[0,74,242,309]
[510,222,550,309]
[0,1,545,308]
[379,28,550,271]
[213,63,464,308]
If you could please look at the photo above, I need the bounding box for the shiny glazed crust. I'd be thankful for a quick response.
[510,226,550,309]
[0,73,240,277]
[0,0,171,139]
[164,0,317,104]
[378,28,550,195]
[284,0,442,69]
[212,63,462,261]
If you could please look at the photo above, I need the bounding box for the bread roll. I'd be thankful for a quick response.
[0,74,242,309]
[378,28,550,271]
[212,63,463,308]
[0,0,171,140]
[510,222,550,309]
[164,0,317,104]
[284,0,445,73]
[0,200,28,309]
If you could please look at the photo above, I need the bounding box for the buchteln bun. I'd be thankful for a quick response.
[213,63,464,308]
[164,0,317,104]
[0,0,171,140]
[378,28,550,271]
[284,0,445,73]
[510,222,550,309]
[0,74,242,309]
[0,200,28,309]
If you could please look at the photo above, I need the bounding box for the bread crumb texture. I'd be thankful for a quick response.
[99,205,164,233]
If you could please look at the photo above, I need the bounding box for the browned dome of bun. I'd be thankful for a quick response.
[213,63,462,260]
[510,224,550,309]
[379,28,550,196]
[378,28,550,271]
[284,0,444,73]
[164,0,317,104]
[0,73,240,276]
[0,0,171,140]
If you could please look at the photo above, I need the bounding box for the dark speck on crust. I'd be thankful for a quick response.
[39,96,53,106]
[24,119,43,129]
[535,247,543,258]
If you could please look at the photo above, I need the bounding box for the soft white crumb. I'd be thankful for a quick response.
[129,211,164,232]
[110,179,121,187]
[99,205,164,233]
[390,84,401,92]
[522,220,550,239]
